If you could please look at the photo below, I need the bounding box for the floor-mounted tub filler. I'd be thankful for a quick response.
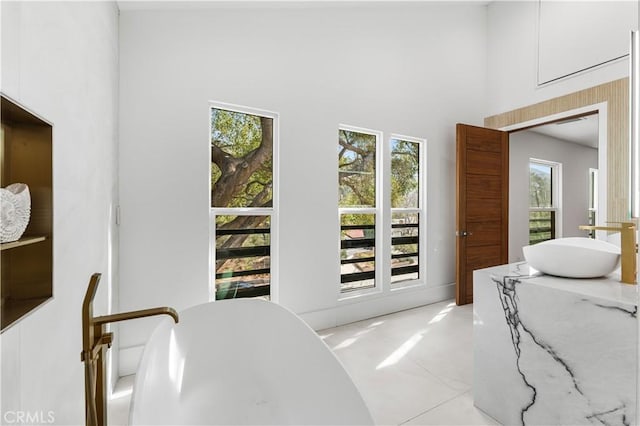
[129,298,374,425]
[82,273,179,426]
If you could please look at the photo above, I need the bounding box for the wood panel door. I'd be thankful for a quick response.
[456,124,509,305]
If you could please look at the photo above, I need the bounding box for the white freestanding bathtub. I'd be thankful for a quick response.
[130,299,373,425]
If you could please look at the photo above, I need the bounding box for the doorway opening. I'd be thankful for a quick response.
[456,103,608,305]
[458,79,628,305]
[507,110,601,262]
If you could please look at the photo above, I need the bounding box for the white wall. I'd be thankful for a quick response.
[118,3,488,375]
[487,1,637,115]
[537,1,636,85]
[509,131,598,262]
[0,2,119,424]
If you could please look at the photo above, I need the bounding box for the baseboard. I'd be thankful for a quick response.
[300,282,455,331]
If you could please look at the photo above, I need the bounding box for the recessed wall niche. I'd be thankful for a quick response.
[1,94,53,332]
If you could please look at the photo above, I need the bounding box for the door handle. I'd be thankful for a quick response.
[457,231,473,237]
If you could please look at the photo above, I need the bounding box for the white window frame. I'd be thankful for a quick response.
[209,101,279,303]
[338,124,383,300]
[338,127,428,301]
[529,158,562,241]
[389,134,427,291]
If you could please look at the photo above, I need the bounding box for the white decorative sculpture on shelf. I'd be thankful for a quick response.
[0,183,31,243]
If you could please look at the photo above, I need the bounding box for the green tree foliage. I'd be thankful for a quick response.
[338,130,376,208]
[529,164,552,208]
[211,109,273,272]
[529,163,554,244]
[211,108,273,209]
[339,130,376,228]
[391,140,419,208]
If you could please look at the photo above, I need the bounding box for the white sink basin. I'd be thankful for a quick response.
[522,237,621,278]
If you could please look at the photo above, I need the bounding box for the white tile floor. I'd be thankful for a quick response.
[108,299,499,425]
[318,300,497,425]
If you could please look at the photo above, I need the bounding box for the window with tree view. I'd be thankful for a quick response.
[211,106,275,300]
[529,160,559,245]
[391,138,422,285]
[339,128,378,293]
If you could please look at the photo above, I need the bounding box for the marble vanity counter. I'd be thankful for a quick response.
[474,262,638,426]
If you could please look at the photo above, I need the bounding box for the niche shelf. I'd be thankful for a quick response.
[1,236,47,251]
[1,94,53,332]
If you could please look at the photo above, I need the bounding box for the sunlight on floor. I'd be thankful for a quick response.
[333,336,359,350]
[376,331,426,370]
[331,321,382,351]
[318,300,498,425]
[376,303,456,370]
[428,303,455,325]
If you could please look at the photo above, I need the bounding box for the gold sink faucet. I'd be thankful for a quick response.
[81,273,179,426]
[578,222,637,285]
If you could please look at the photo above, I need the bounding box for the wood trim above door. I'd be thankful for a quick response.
[484,78,627,222]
